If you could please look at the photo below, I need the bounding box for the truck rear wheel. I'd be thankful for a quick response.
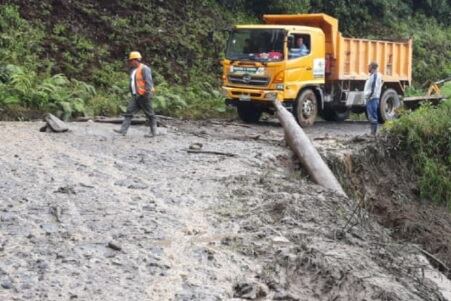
[320,107,350,122]
[379,88,401,123]
[296,89,317,127]
[237,102,262,123]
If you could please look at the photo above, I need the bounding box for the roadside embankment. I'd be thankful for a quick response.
[324,136,451,281]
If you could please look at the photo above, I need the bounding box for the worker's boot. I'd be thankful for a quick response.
[144,119,157,138]
[370,123,378,136]
[113,129,126,135]
[113,117,132,136]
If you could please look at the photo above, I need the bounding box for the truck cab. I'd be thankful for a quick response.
[223,25,325,126]
[222,14,412,126]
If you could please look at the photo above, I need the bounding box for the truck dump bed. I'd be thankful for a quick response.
[263,14,412,83]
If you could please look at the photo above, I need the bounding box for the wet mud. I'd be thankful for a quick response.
[0,120,449,300]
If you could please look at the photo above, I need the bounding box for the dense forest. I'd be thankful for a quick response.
[0,0,449,118]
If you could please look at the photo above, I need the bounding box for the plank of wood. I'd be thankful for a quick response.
[74,117,92,122]
[403,95,443,102]
[207,120,252,128]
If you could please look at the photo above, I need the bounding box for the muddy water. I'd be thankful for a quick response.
[0,120,447,300]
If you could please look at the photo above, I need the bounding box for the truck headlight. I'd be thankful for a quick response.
[276,84,284,90]
[265,92,277,100]
[256,67,265,75]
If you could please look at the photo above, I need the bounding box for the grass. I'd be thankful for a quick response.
[384,97,451,207]
[441,82,451,99]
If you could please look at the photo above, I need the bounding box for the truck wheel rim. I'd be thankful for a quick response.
[384,96,395,118]
[303,99,314,117]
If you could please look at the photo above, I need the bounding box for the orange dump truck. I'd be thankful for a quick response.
[222,13,412,125]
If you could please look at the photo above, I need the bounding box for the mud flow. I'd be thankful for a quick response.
[0,120,450,300]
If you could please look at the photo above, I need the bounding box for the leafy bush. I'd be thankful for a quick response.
[85,95,121,117]
[0,4,43,68]
[393,15,451,84]
[441,82,451,99]
[0,63,99,119]
[152,80,230,119]
[385,99,451,206]
[404,85,425,97]
[0,5,129,119]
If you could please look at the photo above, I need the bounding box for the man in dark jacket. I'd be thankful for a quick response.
[114,51,157,137]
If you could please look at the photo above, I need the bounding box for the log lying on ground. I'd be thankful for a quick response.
[76,115,174,122]
[273,100,346,196]
[91,116,146,124]
[75,116,168,127]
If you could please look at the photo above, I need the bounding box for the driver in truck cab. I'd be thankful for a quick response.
[289,37,309,58]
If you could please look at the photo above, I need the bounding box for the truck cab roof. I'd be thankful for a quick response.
[235,24,325,35]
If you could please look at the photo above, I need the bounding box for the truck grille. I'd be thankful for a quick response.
[228,75,270,87]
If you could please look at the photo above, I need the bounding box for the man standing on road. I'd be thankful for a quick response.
[364,62,383,136]
[114,51,157,137]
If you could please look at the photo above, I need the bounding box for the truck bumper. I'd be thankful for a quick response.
[222,86,285,104]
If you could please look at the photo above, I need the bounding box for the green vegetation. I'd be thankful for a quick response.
[385,94,451,206]
[0,5,123,119]
[0,0,450,120]
[441,82,451,99]
[0,2,232,119]
[394,15,451,85]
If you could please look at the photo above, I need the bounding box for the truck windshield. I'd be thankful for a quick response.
[225,29,285,62]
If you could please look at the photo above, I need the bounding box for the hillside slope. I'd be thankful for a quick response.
[0,1,450,119]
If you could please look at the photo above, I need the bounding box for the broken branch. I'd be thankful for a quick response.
[185,149,237,157]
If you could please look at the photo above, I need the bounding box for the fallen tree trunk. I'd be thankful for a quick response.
[273,101,346,196]
[93,117,146,124]
[75,116,168,127]
[76,115,174,123]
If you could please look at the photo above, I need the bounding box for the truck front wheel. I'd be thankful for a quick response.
[379,88,401,123]
[296,89,317,127]
[237,102,262,123]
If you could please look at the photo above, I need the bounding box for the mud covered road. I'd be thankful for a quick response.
[0,120,450,300]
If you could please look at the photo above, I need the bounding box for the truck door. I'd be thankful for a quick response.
[285,32,325,99]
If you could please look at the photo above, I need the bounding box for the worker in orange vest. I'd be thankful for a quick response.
[114,51,157,137]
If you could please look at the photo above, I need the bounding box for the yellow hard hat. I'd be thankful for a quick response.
[128,51,142,60]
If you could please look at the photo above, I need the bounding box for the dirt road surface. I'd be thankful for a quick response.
[0,120,449,300]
